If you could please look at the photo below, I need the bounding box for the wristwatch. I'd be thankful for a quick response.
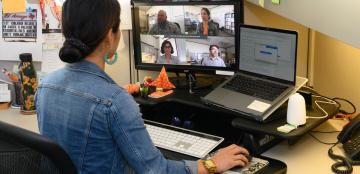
[202,159,217,174]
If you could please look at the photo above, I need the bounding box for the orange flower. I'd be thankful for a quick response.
[23,76,30,85]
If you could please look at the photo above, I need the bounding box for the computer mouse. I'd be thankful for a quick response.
[245,154,253,162]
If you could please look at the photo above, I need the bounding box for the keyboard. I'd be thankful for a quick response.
[223,74,288,101]
[144,120,224,158]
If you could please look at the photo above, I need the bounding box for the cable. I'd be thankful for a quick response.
[306,95,339,119]
[301,86,356,120]
[311,130,340,133]
[333,97,356,115]
[328,143,360,174]
[309,132,337,145]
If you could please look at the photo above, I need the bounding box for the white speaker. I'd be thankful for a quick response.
[287,93,306,126]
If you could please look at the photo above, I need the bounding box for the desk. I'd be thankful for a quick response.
[0,108,38,133]
[136,87,338,148]
[0,108,359,173]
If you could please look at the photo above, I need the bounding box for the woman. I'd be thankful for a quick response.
[197,8,219,36]
[36,0,249,173]
[156,40,180,64]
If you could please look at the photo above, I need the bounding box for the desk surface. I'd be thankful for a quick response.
[0,108,358,174]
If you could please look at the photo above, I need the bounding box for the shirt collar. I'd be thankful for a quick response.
[209,56,219,61]
[66,60,116,84]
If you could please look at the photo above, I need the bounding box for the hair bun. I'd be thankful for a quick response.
[59,38,90,63]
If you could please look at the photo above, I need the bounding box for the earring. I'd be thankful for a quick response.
[104,52,119,65]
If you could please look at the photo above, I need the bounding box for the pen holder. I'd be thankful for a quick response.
[10,81,23,108]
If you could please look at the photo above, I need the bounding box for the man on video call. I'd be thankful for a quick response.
[149,10,181,35]
[201,45,226,67]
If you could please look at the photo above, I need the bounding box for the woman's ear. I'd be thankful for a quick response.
[102,29,113,49]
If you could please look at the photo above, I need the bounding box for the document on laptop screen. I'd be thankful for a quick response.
[239,27,297,82]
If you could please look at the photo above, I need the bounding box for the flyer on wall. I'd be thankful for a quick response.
[39,0,64,33]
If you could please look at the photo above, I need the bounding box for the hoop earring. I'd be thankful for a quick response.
[104,52,118,65]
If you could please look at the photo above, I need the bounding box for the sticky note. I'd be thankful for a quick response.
[277,124,297,133]
[247,100,270,113]
[2,0,26,13]
[272,0,281,5]
[258,0,265,8]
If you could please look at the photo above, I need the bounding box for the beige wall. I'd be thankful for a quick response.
[244,1,309,78]
[313,32,360,112]
[105,31,131,86]
[246,0,360,50]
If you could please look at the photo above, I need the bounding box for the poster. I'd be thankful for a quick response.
[2,9,38,42]
[39,0,64,33]
[0,3,42,61]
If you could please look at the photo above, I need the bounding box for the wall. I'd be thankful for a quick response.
[246,0,360,50]
[313,33,360,112]
[243,1,309,78]
[105,31,131,86]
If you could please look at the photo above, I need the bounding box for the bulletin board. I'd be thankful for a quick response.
[0,0,132,62]
[0,2,43,61]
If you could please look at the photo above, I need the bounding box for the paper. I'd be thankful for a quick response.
[272,0,281,5]
[118,0,132,30]
[258,0,265,8]
[41,50,65,73]
[247,100,270,112]
[2,10,38,42]
[0,3,43,61]
[41,33,65,73]
[40,0,63,31]
[2,0,26,13]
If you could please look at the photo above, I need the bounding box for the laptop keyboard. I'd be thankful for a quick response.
[223,75,288,101]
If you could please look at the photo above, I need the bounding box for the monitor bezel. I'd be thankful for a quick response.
[131,0,244,74]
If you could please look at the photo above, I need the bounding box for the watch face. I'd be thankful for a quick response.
[205,160,215,167]
[204,160,216,173]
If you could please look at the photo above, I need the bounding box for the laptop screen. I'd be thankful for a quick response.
[239,25,297,83]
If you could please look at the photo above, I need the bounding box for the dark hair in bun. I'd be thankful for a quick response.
[59,0,121,63]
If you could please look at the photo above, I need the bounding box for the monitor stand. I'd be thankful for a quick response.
[170,72,224,94]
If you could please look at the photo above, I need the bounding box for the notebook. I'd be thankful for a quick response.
[202,24,304,121]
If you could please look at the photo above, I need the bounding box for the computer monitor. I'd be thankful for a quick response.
[132,0,243,77]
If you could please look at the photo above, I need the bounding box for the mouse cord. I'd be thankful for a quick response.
[328,142,360,174]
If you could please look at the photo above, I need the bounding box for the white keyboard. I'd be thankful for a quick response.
[144,120,224,158]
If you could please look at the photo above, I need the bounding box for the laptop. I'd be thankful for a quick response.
[202,24,302,121]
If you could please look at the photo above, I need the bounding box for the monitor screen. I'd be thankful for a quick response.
[132,0,243,73]
[239,25,298,83]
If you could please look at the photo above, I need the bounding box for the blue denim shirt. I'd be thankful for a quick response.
[35,61,197,174]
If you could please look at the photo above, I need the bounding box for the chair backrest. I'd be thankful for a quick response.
[0,121,77,174]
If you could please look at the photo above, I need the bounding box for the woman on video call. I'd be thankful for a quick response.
[197,8,219,36]
[156,40,181,64]
[36,0,250,173]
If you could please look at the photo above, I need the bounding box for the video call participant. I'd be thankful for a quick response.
[36,0,249,173]
[156,40,181,64]
[197,8,219,36]
[149,10,181,35]
[202,45,226,67]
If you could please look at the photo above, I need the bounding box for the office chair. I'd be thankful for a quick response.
[0,121,77,174]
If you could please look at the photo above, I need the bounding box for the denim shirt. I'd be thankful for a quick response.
[35,61,197,174]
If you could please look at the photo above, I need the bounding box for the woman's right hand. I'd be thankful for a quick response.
[211,144,250,173]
